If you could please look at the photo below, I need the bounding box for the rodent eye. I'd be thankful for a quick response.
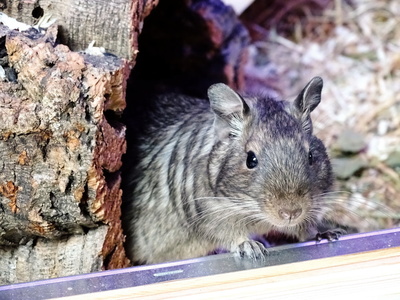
[308,151,313,165]
[246,151,258,169]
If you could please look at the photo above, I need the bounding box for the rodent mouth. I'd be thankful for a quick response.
[267,211,306,227]
[277,219,303,228]
[271,218,303,228]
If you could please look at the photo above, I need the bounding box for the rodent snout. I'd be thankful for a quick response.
[278,208,303,221]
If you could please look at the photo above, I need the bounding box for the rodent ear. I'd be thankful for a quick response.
[208,83,248,139]
[294,76,323,114]
[292,77,323,133]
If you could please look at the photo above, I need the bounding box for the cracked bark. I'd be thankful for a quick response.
[0,24,130,284]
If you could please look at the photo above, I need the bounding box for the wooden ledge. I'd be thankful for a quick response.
[1,228,399,299]
[58,246,400,299]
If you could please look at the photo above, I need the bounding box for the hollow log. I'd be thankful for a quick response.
[0,0,250,285]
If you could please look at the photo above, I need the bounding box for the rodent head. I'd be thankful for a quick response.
[207,77,333,233]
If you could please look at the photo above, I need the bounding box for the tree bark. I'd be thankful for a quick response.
[0,0,158,61]
[0,23,130,284]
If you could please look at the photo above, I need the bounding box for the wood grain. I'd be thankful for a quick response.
[54,246,400,299]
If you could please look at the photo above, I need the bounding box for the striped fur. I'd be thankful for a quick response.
[123,77,333,264]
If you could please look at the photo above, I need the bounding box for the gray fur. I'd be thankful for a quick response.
[123,77,333,264]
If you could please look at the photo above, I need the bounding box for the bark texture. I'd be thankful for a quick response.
[0,0,159,60]
[0,24,129,284]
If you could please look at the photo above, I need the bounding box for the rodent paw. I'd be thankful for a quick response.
[235,240,269,260]
[316,228,346,242]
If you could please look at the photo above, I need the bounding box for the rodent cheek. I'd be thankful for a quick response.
[258,197,284,224]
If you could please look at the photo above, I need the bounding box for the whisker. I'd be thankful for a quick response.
[312,191,395,215]
[320,198,395,216]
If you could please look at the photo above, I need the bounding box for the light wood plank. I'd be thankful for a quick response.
[54,246,400,299]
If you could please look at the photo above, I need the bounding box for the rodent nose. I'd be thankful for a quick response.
[279,208,303,221]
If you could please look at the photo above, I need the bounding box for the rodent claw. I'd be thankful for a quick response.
[316,228,346,242]
[236,240,269,260]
